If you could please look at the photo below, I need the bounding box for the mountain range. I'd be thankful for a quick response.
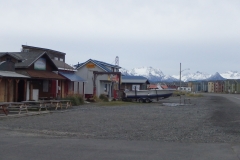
[120,67,240,82]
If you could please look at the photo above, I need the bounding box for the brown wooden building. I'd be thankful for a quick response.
[0,52,66,101]
[0,61,29,102]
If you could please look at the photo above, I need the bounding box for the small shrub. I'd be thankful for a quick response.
[99,94,109,102]
[64,93,84,106]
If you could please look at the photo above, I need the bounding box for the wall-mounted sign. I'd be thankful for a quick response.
[34,58,46,70]
[86,62,95,68]
[111,75,119,82]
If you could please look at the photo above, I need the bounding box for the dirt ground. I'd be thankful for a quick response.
[1,95,240,143]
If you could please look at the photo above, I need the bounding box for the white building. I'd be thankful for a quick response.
[178,87,191,92]
[74,59,121,98]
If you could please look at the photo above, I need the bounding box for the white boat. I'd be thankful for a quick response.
[123,88,175,102]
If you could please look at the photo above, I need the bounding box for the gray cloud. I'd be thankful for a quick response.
[0,0,240,75]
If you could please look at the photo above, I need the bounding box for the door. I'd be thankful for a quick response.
[32,89,39,101]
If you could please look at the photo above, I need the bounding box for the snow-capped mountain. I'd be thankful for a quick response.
[129,67,164,81]
[172,71,211,82]
[220,71,240,79]
[205,72,226,81]
[120,67,178,82]
[120,67,240,82]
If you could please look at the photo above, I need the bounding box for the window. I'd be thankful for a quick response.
[43,80,49,92]
[105,84,108,91]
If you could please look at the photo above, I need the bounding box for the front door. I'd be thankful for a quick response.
[32,89,39,101]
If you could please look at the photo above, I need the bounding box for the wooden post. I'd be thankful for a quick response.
[15,79,20,102]
[83,82,85,95]
[61,80,63,98]
[30,81,33,100]
[24,80,27,101]
[59,80,63,98]
[7,79,12,102]
[72,81,74,94]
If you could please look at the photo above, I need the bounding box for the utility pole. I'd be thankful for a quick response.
[180,63,181,104]
[180,62,181,91]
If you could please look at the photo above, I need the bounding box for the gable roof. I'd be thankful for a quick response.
[75,59,121,72]
[15,52,58,70]
[0,52,24,61]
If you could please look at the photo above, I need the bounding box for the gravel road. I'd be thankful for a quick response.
[1,95,240,143]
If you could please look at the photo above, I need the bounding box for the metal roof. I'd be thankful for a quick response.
[52,59,75,71]
[121,75,149,83]
[16,70,65,80]
[0,71,29,78]
[75,59,121,72]
[22,45,66,55]
[59,71,86,82]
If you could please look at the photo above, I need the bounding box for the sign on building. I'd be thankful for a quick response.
[86,63,95,68]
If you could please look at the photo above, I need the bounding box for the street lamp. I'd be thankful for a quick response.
[179,63,190,104]
[179,63,190,91]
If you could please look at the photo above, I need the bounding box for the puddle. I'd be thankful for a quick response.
[162,103,190,106]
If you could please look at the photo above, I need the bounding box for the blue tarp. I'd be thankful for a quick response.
[59,71,86,82]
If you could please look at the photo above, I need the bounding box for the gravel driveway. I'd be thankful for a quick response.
[1,95,240,143]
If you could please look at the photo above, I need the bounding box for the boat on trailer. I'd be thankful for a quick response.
[122,88,175,103]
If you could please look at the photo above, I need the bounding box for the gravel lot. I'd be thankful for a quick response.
[1,95,240,143]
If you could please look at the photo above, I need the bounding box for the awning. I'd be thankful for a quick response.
[59,71,86,82]
[0,71,29,78]
[16,70,65,80]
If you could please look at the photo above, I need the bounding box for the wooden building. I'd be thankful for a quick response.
[52,59,86,96]
[21,45,86,98]
[0,61,29,102]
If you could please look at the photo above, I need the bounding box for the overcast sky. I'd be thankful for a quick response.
[0,0,240,75]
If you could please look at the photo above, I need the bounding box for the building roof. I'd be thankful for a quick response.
[22,45,66,55]
[75,59,121,72]
[14,52,44,68]
[161,85,168,89]
[14,52,58,70]
[59,71,86,82]
[16,70,65,80]
[121,75,149,84]
[0,52,24,61]
[148,84,158,89]
[0,71,29,78]
[52,59,75,71]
